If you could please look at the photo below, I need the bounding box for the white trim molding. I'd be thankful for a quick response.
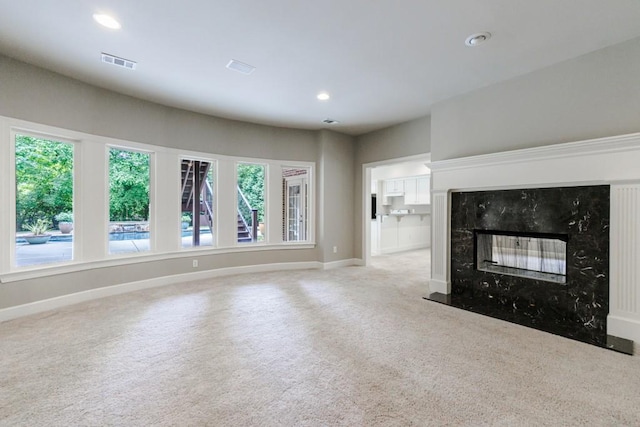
[430,191,449,294]
[430,132,640,346]
[0,258,361,323]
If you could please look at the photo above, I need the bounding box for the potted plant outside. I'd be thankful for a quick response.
[55,212,74,234]
[23,219,52,244]
[181,214,191,229]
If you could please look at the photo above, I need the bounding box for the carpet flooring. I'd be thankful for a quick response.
[1,249,639,426]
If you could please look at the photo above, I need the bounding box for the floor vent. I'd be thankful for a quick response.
[101,53,137,70]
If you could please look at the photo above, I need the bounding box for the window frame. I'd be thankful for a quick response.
[179,156,218,250]
[106,144,155,257]
[281,165,314,244]
[235,160,268,246]
[0,116,316,282]
[10,129,80,271]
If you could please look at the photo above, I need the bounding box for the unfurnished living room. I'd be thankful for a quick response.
[2,1,640,426]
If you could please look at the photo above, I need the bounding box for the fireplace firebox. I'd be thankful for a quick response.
[475,230,568,284]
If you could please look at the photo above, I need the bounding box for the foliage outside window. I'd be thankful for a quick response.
[237,163,265,243]
[15,134,74,267]
[108,148,150,254]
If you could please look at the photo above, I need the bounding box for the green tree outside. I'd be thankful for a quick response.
[237,163,265,224]
[109,148,150,221]
[15,137,262,231]
[15,135,73,230]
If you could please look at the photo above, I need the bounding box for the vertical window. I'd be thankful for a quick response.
[236,163,265,243]
[108,148,150,254]
[14,134,74,267]
[282,167,309,242]
[181,159,214,248]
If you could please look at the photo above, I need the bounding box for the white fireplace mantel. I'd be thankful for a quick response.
[429,132,640,346]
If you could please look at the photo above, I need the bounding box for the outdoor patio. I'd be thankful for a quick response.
[15,231,213,267]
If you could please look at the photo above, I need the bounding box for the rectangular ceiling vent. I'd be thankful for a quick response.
[101,53,137,70]
[226,59,256,75]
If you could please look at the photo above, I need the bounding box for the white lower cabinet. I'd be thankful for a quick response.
[378,214,430,254]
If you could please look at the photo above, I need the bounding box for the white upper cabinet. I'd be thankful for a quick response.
[383,175,430,205]
[403,178,418,204]
[384,178,405,194]
[416,176,430,204]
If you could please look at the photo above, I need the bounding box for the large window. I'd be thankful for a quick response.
[282,167,309,242]
[236,163,265,243]
[108,148,151,254]
[2,118,316,277]
[181,159,215,248]
[14,134,74,267]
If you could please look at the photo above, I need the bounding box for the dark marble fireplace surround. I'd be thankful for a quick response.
[449,185,611,348]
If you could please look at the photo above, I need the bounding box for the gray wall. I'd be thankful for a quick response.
[0,55,317,161]
[355,116,430,165]
[0,55,355,309]
[431,36,640,161]
[317,130,356,262]
[352,116,431,259]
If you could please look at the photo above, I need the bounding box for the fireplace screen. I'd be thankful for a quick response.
[475,230,567,283]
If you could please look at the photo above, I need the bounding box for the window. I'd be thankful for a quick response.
[236,163,265,243]
[108,148,151,254]
[181,159,214,248]
[14,134,74,267]
[282,167,309,242]
[2,117,316,278]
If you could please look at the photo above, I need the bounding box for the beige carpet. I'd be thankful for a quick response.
[1,249,639,426]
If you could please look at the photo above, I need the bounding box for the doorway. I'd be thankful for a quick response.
[363,154,431,266]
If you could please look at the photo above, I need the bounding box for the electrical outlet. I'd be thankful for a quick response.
[192,259,198,268]
[333,246,338,253]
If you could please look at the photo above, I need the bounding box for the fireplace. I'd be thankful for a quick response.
[475,230,568,284]
[448,185,610,348]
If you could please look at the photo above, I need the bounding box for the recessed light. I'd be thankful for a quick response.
[317,92,330,101]
[465,32,491,47]
[93,13,121,29]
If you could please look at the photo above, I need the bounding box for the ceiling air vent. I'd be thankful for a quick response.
[101,53,137,70]
[322,118,340,124]
[226,59,256,75]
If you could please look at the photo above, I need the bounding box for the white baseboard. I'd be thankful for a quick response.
[322,258,361,270]
[607,315,640,349]
[380,243,430,255]
[428,279,450,295]
[0,260,360,323]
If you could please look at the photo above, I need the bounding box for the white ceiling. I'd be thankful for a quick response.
[2,1,640,135]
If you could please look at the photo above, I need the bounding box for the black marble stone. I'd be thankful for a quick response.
[606,335,634,355]
[424,292,451,304]
[450,185,610,348]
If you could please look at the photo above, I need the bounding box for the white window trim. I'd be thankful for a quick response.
[179,156,218,249]
[9,128,80,270]
[0,116,316,281]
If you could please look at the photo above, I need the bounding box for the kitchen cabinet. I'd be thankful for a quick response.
[377,214,430,254]
[403,178,418,204]
[416,176,430,204]
[384,179,404,195]
[383,175,430,205]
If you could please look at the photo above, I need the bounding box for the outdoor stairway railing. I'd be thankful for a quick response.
[237,186,258,243]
